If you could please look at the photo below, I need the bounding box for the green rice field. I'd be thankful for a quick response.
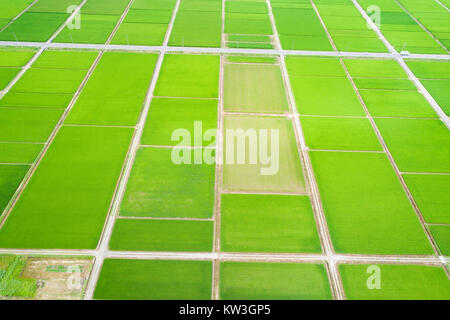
[0,0,448,301]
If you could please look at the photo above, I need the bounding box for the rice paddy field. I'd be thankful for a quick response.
[0,0,449,301]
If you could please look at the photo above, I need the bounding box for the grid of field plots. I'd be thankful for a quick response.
[0,0,449,300]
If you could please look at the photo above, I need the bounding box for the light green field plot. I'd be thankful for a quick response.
[227,41,273,49]
[310,151,432,255]
[403,174,450,224]
[28,0,81,13]
[120,147,215,219]
[344,59,407,78]
[226,1,268,14]
[0,0,34,19]
[301,117,382,151]
[223,115,306,193]
[33,50,98,69]
[169,10,222,47]
[330,35,386,53]
[0,126,133,249]
[0,165,28,214]
[0,255,36,298]
[354,78,416,91]
[54,14,120,44]
[179,0,222,12]
[289,76,365,116]
[375,118,450,173]
[225,13,272,35]
[94,259,212,300]
[360,90,437,118]
[155,54,219,98]
[82,0,129,15]
[11,68,87,94]
[124,8,173,24]
[0,143,42,164]
[0,12,69,42]
[142,98,217,146]
[66,52,157,126]
[134,0,176,10]
[286,56,345,77]
[429,226,449,256]
[419,80,450,116]
[340,264,450,300]
[224,63,289,114]
[406,60,450,80]
[220,262,332,300]
[0,108,63,142]
[227,34,272,43]
[0,68,20,90]
[226,55,277,64]
[111,23,167,46]
[221,194,321,253]
[271,7,333,51]
[109,219,213,252]
[0,92,73,108]
[0,48,35,67]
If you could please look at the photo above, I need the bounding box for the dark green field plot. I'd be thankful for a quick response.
[429,225,449,256]
[142,98,217,146]
[0,12,69,42]
[109,218,213,252]
[221,194,321,253]
[225,13,272,35]
[169,4,222,47]
[0,67,20,90]
[0,48,35,67]
[220,262,332,300]
[54,15,120,44]
[0,165,28,214]
[340,264,450,300]
[224,63,289,114]
[420,80,450,116]
[375,118,450,173]
[403,174,450,224]
[0,143,42,164]
[66,52,157,126]
[301,117,382,151]
[0,126,133,249]
[155,54,219,98]
[94,259,212,300]
[0,108,62,142]
[360,90,436,118]
[0,92,73,109]
[223,115,306,194]
[310,151,432,255]
[120,147,215,219]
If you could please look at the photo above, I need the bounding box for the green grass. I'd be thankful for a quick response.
[375,118,450,173]
[403,174,450,224]
[11,68,87,94]
[109,219,213,252]
[169,10,222,47]
[0,12,69,42]
[33,50,98,69]
[111,23,167,45]
[94,259,212,300]
[65,52,157,126]
[360,90,437,118]
[301,116,382,151]
[120,147,215,219]
[310,151,433,255]
[0,255,36,298]
[224,63,289,114]
[0,48,36,67]
[289,76,365,116]
[0,92,73,108]
[141,98,217,146]
[340,264,450,300]
[420,79,450,116]
[0,108,63,142]
[0,143,42,164]
[220,262,332,300]
[54,14,120,44]
[223,115,306,193]
[155,54,220,98]
[429,226,450,256]
[0,126,133,249]
[344,59,407,78]
[221,194,321,253]
[0,165,28,214]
